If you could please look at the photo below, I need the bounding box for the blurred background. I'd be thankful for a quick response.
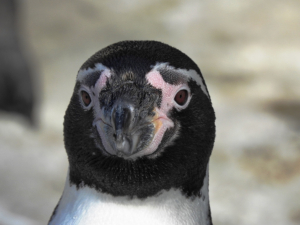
[0,0,299,224]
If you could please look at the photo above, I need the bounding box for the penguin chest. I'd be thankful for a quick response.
[49,184,210,225]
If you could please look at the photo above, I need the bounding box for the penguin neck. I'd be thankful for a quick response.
[50,166,212,225]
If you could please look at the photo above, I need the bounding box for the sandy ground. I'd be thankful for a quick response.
[0,0,300,224]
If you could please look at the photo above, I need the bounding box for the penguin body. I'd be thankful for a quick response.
[49,41,215,225]
[50,166,209,225]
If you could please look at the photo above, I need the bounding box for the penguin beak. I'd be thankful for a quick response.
[94,97,155,158]
[151,108,164,134]
[93,98,174,158]
[110,99,136,156]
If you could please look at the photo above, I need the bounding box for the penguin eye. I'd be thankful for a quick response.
[81,91,91,106]
[174,90,188,106]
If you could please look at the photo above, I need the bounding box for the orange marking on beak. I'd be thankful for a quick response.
[151,109,163,134]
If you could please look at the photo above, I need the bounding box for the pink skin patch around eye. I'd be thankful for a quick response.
[133,70,189,157]
[93,69,111,95]
[146,70,186,114]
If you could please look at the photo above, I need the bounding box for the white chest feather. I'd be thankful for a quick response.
[49,171,210,225]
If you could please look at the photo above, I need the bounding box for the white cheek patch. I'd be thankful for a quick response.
[77,64,115,155]
[77,63,112,109]
[151,62,209,98]
[91,69,111,97]
[77,63,112,105]
[77,63,110,82]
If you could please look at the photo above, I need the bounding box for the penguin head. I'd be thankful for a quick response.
[64,41,215,198]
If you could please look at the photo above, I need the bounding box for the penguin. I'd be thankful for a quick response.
[49,41,216,225]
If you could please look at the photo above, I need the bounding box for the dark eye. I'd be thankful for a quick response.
[81,91,91,106]
[174,90,188,106]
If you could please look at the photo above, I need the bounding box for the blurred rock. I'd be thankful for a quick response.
[0,0,37,125]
